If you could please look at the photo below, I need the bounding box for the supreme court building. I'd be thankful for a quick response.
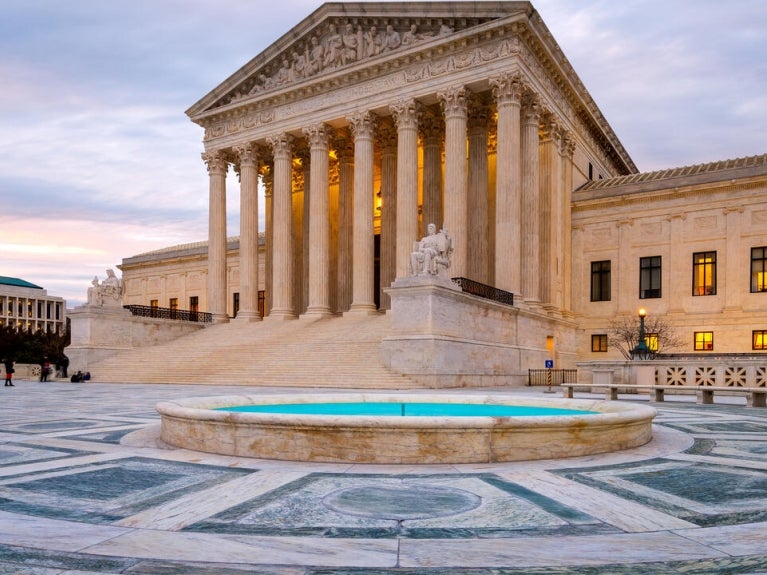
[119,1,767,368]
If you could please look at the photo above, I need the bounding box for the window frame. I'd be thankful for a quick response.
[751,247,767,293]
[590,260,611,302]
[639,256,662,299]
[692,251,717,296]
[591,334,608,352]
[753,330,767,351]
[694,331,714,351]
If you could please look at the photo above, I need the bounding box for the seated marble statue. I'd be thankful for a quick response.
[410,223,452,277]
[86,269,124,307]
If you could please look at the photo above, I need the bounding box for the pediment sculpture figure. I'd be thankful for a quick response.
[86,268,124,307]
[410,223,452,277]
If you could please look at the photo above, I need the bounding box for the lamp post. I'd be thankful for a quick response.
[631,308,651,360]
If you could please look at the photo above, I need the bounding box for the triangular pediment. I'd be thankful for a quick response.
[186,1,532,118]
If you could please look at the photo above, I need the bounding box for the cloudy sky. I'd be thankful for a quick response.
[1,0,765,307]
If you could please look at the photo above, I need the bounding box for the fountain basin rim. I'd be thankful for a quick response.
[156,392,656,430]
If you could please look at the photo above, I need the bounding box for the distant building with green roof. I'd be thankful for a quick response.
[0,277,66,335]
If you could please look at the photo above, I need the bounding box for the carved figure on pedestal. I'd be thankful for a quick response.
[86,269,124,307]
[410,223,452,277]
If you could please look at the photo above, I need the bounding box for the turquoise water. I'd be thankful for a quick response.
[216,402,597,417]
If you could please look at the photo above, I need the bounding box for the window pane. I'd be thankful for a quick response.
[591,261,611,302]
[694,331,714,351]
[754,331,767,350]
[752,247,767,292]
[693,252,716,296]
[640,256,662,299]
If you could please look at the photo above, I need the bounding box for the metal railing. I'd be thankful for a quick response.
[528,369,578,386]
[123,305,213,323]
[451,277,515,306]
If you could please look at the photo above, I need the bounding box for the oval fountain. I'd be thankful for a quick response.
[156,392,656,464]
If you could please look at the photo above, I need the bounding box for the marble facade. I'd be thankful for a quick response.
[185,1,632,327]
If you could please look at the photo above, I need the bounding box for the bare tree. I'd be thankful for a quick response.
[608,315,685,360]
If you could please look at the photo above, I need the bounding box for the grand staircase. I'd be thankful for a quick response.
[89,312,421,388]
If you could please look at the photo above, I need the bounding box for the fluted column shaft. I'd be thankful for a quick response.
[303,123,333,316]
[491,74,523,294]
[348,111,377,312]
[263,168,273,315]
[420,108,444,237]
[234,144,261,321]
[561,135,575,313]
[521,93,541,302]
[267,133,296,318]
[377,119,398,309]
[335,137,355,312]
[203,151,229,323]
[539,114,561,307]
[440,86,469,278]
[468,96,490,284]
[390,99,420,279]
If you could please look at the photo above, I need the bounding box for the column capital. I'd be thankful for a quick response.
[267,133,294,158]
[438,85,470,118]
[303,123,334,148]
[201,151,228,175]
[348,111,377,140]
[375,116,398,151]
[232,142,259,166]
[389,98,422,130]
[540,113,562,144]
[561,130,576,158]
[490,73,523,107]
[522,92,541,125]
[468,93,492,130]
[333,130,355,163]
[418,106,444,143]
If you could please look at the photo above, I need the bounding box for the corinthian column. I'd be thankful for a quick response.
[348,111,378,313]
[468,94,490,284]
[377,117,398,309]
[439,86,469,278]
[334,133,355,313]
[539,113,561,308]
[267,133,296,319]
[303,123,333,317]
[390,98,420,279]
[491,73,523,295]
[202,151,229,323]
[233,143,261,321]
[521,92,541,303]
[419,107,444,237]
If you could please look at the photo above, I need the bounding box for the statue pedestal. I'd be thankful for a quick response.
[66,305,134,372]
[382,276,520,387]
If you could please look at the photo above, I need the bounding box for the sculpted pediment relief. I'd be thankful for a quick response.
[191,3,527,116]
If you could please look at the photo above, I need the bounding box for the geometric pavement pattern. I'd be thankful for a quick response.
[1,381,767,574]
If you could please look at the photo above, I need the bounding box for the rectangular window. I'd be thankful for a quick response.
[591,334,608,352]
[233,293,240,318]
[753,330,767,350]
[258,290,265,318]
[189,296,199,322]
[169,298,178,319]
[694,331,714,351]
[640,256,662,299]
[693,251,716,296]
[590,260,611,302]
[150,299,159,318]
[751,247,767,292]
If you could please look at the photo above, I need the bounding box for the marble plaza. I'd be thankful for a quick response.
[1,379,767,573]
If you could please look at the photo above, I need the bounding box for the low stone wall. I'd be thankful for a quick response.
[578,358,767,390]
[65,305,204,372]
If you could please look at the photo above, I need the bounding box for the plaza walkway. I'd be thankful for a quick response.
[1,380,766,574]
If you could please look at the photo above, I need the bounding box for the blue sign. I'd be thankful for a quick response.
[545,360,554,369]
